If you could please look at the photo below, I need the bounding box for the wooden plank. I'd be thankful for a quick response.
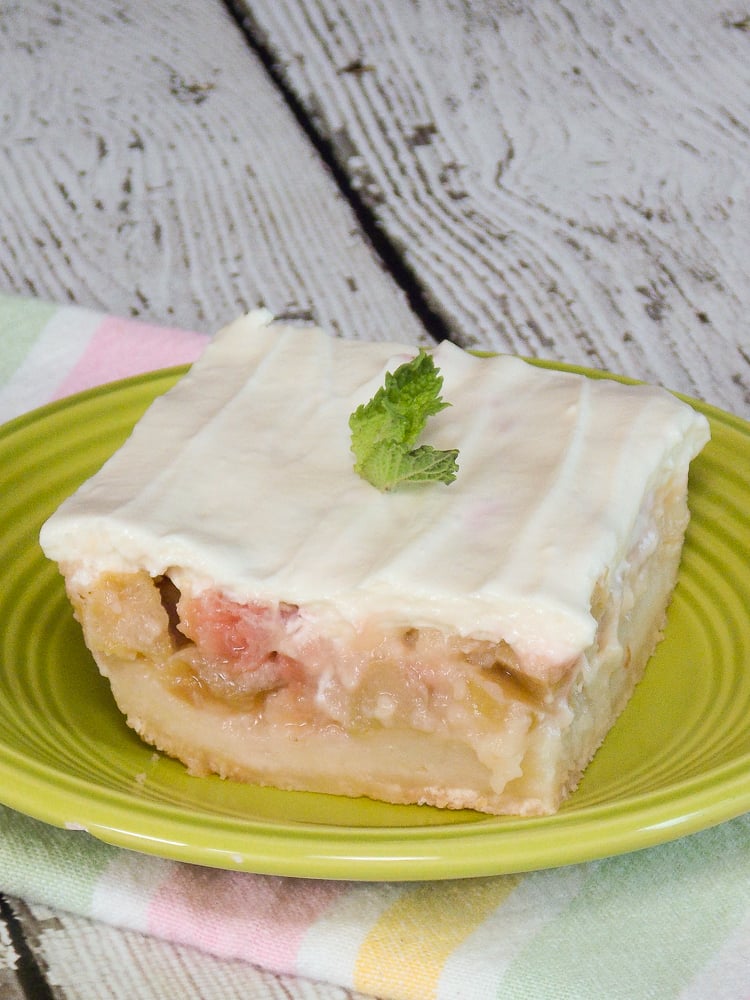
[0,0,427,345]
[234,0,750,417]
[6,897,378,1000]
[0,908,35,1000]
[0,896,59,999]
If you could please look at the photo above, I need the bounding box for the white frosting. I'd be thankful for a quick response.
[40,311,710,673]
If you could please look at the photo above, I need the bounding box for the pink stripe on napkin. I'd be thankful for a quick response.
[147,867,347,969]
[53,315,208,399]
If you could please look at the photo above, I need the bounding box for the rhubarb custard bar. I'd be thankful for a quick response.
[39,311,710,816]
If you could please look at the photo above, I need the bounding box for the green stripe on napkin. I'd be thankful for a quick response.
[0,806,120,915]
[499,814,750,999]
[0,293,57,388]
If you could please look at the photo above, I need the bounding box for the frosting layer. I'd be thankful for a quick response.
[40,311,710,671]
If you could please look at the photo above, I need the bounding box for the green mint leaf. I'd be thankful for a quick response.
[349,350,460,491]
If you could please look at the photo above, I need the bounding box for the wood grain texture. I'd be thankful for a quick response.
[0,0,427,344]
[5,898,379,1000]
[0,911,30,1000]
[236,0,750,416]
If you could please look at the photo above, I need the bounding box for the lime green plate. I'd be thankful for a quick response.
[1,367,749,881]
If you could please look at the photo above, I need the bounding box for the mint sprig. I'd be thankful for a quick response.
[349,350,459,491]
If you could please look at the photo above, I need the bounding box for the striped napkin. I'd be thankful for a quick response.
[1,293,749,1000]
[0,293,208,423]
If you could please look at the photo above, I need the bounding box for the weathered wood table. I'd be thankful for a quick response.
[1,1,748,996]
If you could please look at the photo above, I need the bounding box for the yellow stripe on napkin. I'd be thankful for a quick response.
[354,875,521,999]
